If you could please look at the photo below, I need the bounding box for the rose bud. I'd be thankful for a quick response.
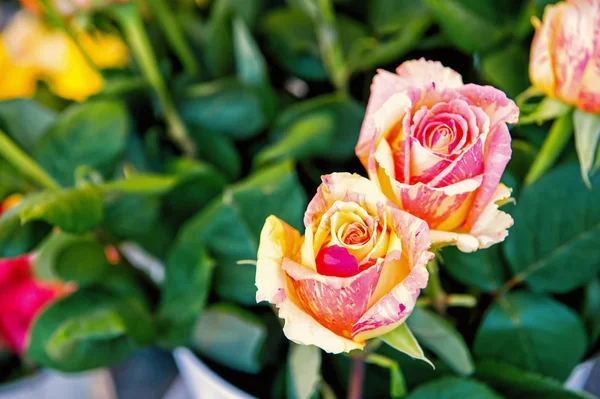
[530,0,600,113]
[356,59,519,253]
[256,173,433,353]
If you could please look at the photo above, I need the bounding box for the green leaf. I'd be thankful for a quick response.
[158,247,214,347]
[422,0,505,53]
[505,164,600,293]
[473,291,587,381]
[0,99,56,152]
[233,15,269,88]
[261,8,367,81]
[442,245,506,292]
[189,129,241,180]
[481,44,529,98]
[20,187,104,234]
[27,286,154,372]
[264,94,365,163]
[407,308,474,376]
[0,158,27,199]
[103,194,160,239]
[34,101,129,187]
[407,377,502,399]
[287,343,321,399]
[380,323,433,368]
[476,359,596,399]
[180,78,273,140]
[53,238,110,286]
[573,109,600,187]
[519,97,572,125]
[191,303,268,374]
[584,278,600,343]
[366,354,407,398]
[368,0,430,36]
[168,161,306,306]
[507,139,538,182]
[99,174,179,195]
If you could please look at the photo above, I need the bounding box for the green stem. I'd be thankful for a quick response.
[112,3,196,157]
[524,111,573,186]
[425,256,447,315]
[0,130,60,190]
[39,0,100,75]
[146,0,200,77]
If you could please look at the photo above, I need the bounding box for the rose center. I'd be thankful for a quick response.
[340,221,371,246]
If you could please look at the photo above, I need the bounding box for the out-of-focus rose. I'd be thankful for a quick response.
[20,0,130,16]
[356,59,519,253]
[0,11,129,101]
[0,255,72,355]
[256,173,432,353]
[530,0,600,114]
[0,194,23,216]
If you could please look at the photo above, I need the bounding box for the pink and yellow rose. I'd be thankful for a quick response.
[530,0,600,113]
[256,173,433,353]
[0,255,71,355]
[356,59,519,253]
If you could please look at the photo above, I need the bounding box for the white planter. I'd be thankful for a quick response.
[173,347,256,399]
[0,369,115,399]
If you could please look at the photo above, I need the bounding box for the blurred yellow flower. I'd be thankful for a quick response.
[0,12,129,101]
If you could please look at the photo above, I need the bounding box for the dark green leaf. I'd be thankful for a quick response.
[443,245,506,292]
[158,247,214,347]
[422,0,505,53]
[169,161,306,306]
[407,308,474,376]
[265,94,364,163]
[20,187,104,234]
[103,194,160,239]
[380,323,433,367]
[192,303,268,374]
[233,15,269,88]
[287,343,321,399]
[27,286,154,372]
[0,99,56,152]
[481,44,529,98]
[476,359,596,399]
[584,279,600,343]
[504,164,600,293]
[180,78,274,140]
[365,354,407,398]
[0,158,27,200]
[507,139,538,182]
[407,377,502,399]
[368,0,430,36]
[34,101,129,186]
[190,129,241,180]
[473,291,587,381]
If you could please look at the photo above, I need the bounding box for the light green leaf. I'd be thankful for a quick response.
[192,303,268,374]
[573,109,600,187]
[476,359,596,399]
[20,187,103,234]
[368,0,429,36]
[407,308,474,376]
[366,353,407,398]
[380,323,433,368]
[443,245,506,292]
[233,15,269,87]
[34,101,129,187]
[473,291,587,381]
[287,344,321,399]
[407,377,502,399]
[505,164,600,293]
[519,97,572,125]
[99,174,179,195]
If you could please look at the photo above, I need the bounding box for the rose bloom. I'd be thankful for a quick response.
[256,173,433,353]
[0,255,71,354]
[530,0,600,113]
[356,59,519,253]
[0,12,129,101]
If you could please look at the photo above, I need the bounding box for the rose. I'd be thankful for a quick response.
[255,173,433,353]
[530,0,600,113]
[355,59,519,253]
[20,0,130,16]
[0,255,71,354]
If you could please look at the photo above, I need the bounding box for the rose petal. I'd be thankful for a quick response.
[464,123,512,230]
[256,216,363,353]
[395,58,463,90]
[530,10,559,97]
[315,245,360,277]
[458,84,519,127]
[427,135,485,187]
[576,1,600,113]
